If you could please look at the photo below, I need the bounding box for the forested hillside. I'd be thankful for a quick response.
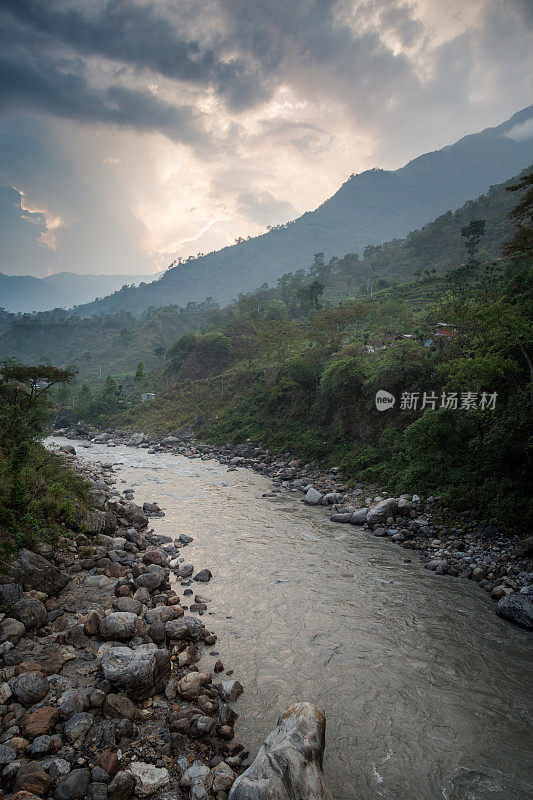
[72,106,533,317]
[0,168,527,377]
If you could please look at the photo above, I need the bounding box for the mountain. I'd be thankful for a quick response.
[0,168,524,376]
[0,271,159,313]
[73,106,533,317]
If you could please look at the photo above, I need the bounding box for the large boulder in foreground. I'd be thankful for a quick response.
[101,646,171,700]
[1,549,69,595]
[228,702,331,800]
[496,594,533,630]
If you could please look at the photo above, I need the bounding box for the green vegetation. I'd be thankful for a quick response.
[89,170,533,530]
[0,360,90,554]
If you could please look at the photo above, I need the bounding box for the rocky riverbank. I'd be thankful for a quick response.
[0,441,331,800]
[54,422,533,631]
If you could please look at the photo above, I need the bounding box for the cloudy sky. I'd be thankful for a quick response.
[1,0,532,278]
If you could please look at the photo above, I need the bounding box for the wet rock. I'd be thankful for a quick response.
[496,594,533,630]
[128,762,170,797]
[1,549,70,595]
[9,671,49,707]
[101,645,170,700]
[14,761,54,795]
[228,702,331,800]
[56,768,91,800]
[99,612,137,641]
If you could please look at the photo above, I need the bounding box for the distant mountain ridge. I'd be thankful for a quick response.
[0,271,159,313]
[72,106,533,317]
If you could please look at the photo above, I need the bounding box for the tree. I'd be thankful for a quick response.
[309,281,324,310]
[135,361,146,381]
[461,219,486,261]
[0,360,76,448]
[502,169,533,258]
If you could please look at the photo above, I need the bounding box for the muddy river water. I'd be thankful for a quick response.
[50,437,533,800]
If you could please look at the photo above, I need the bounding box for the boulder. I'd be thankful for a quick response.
[25,706,59,738]
[9,671,49,707]
[228,702,331,800]
[496,594,533,630]
[99,612,138,641]
[1,549,70,595]
[304,488,323,506]
[108,770,136,800]
[350,508,369,525]
[83,510,116,535]
[128,762,170,797]
[0,616,26,643]
[101,646,170,700]
[366,498,398,525]
[121,502,148,528]
[64,712,94,745]
[193,569,212,583]
[56,768,91,800]
[0,582,22,605]
[177,671,212,700]
[11,598,47,630]
[14,761,54,795]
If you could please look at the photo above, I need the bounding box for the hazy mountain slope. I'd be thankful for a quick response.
[0,271,158,313]
[0,273,73,312]
[0,169,523,374]
[75,106,533,317]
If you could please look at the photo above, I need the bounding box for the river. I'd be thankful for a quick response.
[49,437,533,800]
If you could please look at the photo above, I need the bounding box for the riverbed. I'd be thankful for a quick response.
[49,437,533,800]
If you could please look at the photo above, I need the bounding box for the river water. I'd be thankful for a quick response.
[50,437,533,800]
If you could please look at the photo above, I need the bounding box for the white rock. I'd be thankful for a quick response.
[128,762,170,796]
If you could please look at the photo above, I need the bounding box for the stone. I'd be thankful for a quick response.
[0,617,26,643]
[177,672,212,700]
[366,498,398,525]
[217,680,243,702]
[164,619,188,639]
[95,750,120,778]
[9,672,49,707]
[228,702,331,800]
[180,761,210,789]
[27,735,53,756]
[11,597,48,630]
[103,693,136,720]
[350,508,369,525]
[112,598,142,615]
[56,768,91,800]
[209,762,236,793]
[134,571,163,592]
[58,689,85,720]
[0,582,22,606]
[64,712,94,744]
[127,762,170,796]
[304,488,323,506]
[108,771,136,800]
[84,610,102,636]
[193,569,212,583]
[101,646,170,700]
[1,549,70,595]
[14,761,54,795]
[25,706,59,738]
[177,564,194,578]
[0,743,16,766]
[0,681,12,704]
[496,594,533,630]
[99,612,137,641]
[47,757,71,780]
